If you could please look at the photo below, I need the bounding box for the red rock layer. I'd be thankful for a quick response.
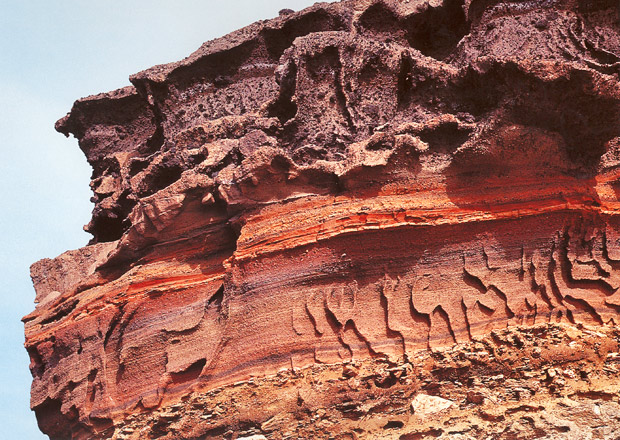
[25,0,620,438]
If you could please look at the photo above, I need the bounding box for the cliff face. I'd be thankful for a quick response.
[24,0,620,438]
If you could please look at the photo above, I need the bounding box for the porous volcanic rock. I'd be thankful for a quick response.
[25,0,620,438]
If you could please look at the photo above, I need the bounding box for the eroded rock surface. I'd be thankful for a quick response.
[25,0,620,438]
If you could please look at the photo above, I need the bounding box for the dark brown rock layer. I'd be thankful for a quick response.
[25,0,620,438]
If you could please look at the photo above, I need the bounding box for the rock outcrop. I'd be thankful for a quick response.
[24,0,620,438]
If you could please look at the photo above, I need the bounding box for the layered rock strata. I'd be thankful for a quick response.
[25,0,620,438]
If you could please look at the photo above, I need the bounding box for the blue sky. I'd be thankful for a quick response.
[0,1,326,437]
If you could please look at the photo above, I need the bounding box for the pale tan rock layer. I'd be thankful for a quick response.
[24,0,620,438]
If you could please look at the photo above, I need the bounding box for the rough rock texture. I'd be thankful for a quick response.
[24,0,620,438]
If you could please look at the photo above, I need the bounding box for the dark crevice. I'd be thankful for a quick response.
[482,246,499,271]
[89,214,124,243]
[529,262,553,311]
[409,289,432,332]
[584,39,620,65]
[133,80,168,155]
[269,60,298,124]
[115,363,125,385]
[476,300,495,317]
[146,115,165,153]
[103,308,123,348]
[511,70,617,168]
[208,285,225,313]
[305,300,323,337]
[27,345,45,378]
[262,9,349,60]
[591,256,611,279]
[406,0,470,60]
[467,0,498,25]
[366,133,395,151]
[344,317,385,359]
[89,416,114,434]
[170,358,207,385]
[452,64,507,116]
[40,299,79,326]
[323,294,354,358]
[340,319,360,360]
[431,305,458,344]
[34,398,68,439]
[170,40,259,89]
[558,233,616,296]
[91,156,120,179]
[87,188,136,243]
[384,420,405,429]
[331,47,355,130]
[357,0,469,60]
[137,154,186,199]
[564,295,604,324]
[379,281,407,355]
[397,54,414,109]
[463,267,487,293]
[461,299,473,341]
[356,2,407,44]
[380,279,407,357]
[452,62,617,170]
[549,241,568,309]
[488,286,516,319]
[128,157,150,176]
